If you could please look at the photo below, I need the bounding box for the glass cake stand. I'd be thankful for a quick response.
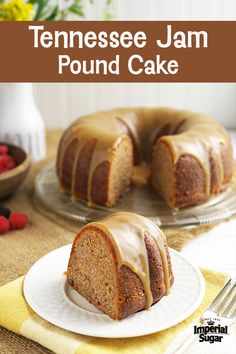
[35,163,236,227]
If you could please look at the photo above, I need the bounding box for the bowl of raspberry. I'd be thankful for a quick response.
[0,143,30,199]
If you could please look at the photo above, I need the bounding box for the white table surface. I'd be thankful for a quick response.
[181,218,236,277]
[181,130,236,277]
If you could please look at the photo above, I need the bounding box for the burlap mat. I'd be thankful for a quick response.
[0,130,235,354]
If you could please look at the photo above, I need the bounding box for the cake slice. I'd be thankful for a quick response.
[67,212,174,320]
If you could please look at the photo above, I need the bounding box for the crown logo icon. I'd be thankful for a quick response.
[207,320,215,326]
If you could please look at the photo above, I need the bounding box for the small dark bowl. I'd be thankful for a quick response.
[0,143,31,199]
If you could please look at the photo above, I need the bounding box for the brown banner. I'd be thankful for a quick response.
[0,21,235,82]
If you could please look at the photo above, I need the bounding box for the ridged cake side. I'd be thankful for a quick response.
[57,108,233,208]
[67,214,174,320]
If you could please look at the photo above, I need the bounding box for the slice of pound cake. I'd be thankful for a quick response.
[67,212,174,320]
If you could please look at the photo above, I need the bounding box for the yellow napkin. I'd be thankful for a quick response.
[0,270,227,354]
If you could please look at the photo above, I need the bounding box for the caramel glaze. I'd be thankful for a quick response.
[88,212,170,309]
[57,108,232,203]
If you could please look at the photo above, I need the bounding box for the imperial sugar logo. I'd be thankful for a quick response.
[194,317,229,343]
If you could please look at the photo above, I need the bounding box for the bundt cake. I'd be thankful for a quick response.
[67,212,174,320]
[57,108,233,208]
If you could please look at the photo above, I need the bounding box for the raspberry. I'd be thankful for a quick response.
[0,145,8,155]
[9,212,28,230]
[0,216,10,235]
[0,206,11,219]
[0,154,15,173]
[0,167,10,174]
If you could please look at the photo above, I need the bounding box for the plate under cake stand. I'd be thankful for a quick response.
[35,162,236,227]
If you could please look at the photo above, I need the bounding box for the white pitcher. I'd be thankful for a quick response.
[0,83,46,161]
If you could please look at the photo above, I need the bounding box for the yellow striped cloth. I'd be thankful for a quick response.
[0,270,227,354]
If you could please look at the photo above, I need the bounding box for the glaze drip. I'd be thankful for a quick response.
[58,107,232,205]
[90,212,170,309]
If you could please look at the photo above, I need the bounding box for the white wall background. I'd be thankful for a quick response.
[33,0,236,129]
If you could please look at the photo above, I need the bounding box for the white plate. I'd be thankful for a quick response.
[24,245,205,338]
